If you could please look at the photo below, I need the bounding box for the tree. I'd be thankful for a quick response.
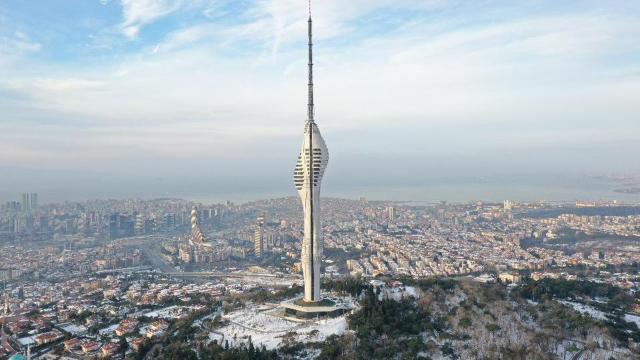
[458,317,472,328]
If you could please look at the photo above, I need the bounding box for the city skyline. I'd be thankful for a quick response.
[1,0,639,202]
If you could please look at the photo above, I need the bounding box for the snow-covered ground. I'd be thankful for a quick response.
[555,300,640,330]
[138,325,149,336]
[558,300,607,320]
[17,336,36,346]
[380,286,419,301]
[624,313,640,328]
[214,305,348,350]
[193,310,223,329]
[444,290,467,309]
[98,323,119,336]
[59,323,88,335]
[208,332,224,343]
[143,305,200,319]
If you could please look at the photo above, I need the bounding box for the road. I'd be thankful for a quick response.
[167,272,282,278]
[139,243,176,273]
[115,235,176,273]
[115,235,290,282]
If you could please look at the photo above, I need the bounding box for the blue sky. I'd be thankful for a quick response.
[1,0,639,202]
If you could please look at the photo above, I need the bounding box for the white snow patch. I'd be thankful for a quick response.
[59,323,87,335]
[143,305,199,319]
[558,300,607,320]
[381,286,419,301]
[208,332,224,343]
[217,306,348,350]
[445,290,467,308]
[624,313,640,328]
[17,336,36,346]
[98,323,119,335]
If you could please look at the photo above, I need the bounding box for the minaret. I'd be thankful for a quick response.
[294,1,329,303]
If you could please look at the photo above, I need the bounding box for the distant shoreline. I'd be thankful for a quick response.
[614,187,640,194]
[5,178,640,205]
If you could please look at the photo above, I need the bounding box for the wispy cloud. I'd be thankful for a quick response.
[0,0,639,191]
[119,0,185,39]
[0,31,41,60]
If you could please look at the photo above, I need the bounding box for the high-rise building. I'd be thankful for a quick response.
[135,214,145,235]
[4,201,20,211]
[20,193,28,211]
[164,213,176,229]
[120,215,134,237]
[31,193,38,210]
[107,213,133,239]
[109,213,120,240]
[293,8,329,304]
[13,218,25,233]
[254,212,265,257]
[79,214,90,235]
[20,193,38,212]
[190,206,206,244]
[387,206,396,221]
[144,219,155,234]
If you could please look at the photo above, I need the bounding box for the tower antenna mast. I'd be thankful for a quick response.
[307,0,314,122]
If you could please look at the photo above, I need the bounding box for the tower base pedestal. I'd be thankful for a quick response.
[280,297,349,319]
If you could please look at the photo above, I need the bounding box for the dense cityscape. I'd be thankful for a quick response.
[2,194,640,359]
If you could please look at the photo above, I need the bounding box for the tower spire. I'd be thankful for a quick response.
[307,0,314,122]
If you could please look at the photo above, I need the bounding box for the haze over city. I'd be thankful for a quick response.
[1,0,639,203]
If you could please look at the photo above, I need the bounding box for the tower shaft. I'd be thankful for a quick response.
[294,3,328,303]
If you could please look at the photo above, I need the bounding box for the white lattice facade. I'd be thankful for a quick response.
[190,206,206,245]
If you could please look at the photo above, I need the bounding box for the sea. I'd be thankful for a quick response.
[184,179,640,205]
